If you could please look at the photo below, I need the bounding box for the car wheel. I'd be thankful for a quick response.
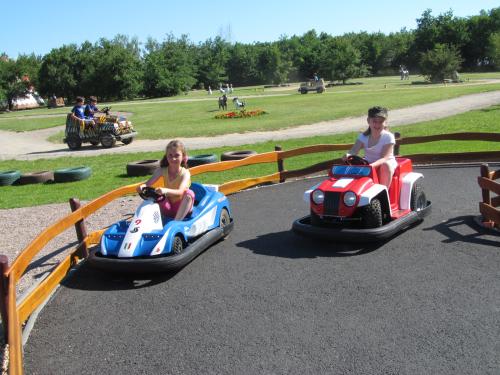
[122,137,133,145]
[89,139,100,146]
[171,235,185,255]
[310,210,322,226]
[100,133,116,148]
[0,170,21,186]
[316,87,324,93]
[300,89,308,94]
[66,134,82,150]
[410,181,427,212]
[220,150,257,161]
[54,167,92,183]
[359,198,383,228]
[219,208,230,228]
[126,159,160,177]
[187,153,218,167]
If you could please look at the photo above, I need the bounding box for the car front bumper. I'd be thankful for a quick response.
[292,201,432,242]
[87,220,233,273]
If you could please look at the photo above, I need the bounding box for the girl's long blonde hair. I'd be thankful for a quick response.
[160,139,188,168]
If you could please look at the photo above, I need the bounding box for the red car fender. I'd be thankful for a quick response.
[400,173,424,210]
[358,184,390,208]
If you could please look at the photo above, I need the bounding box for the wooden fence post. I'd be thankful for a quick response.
[480,164,494,227]
[0,255,8,340]
[275,145,285,183]
[394,132,401,156]
[69,198,89,258]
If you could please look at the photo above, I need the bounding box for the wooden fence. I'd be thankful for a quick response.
[478,164,500,228]
[1,131,499,374]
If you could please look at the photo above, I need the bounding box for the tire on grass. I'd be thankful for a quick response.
[0,170,21,186]
[54,167,92,183]
[18,171,54,185]
[220,150,257,161]
[187,154,218,168]
[126,160,160,177]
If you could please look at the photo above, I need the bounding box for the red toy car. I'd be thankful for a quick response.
[292,156,431,241]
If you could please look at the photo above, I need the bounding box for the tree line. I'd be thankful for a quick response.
[1,8,499,104]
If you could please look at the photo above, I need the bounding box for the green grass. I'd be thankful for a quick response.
[1,73,499,139]
[0,104,498,209]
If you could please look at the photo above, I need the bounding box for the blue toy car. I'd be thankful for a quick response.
[88,182,233,272]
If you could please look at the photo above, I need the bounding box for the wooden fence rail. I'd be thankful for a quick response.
[1,131,499,374]
[478,164,500,228]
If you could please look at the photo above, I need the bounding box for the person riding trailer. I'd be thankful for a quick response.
[84,96,99,118]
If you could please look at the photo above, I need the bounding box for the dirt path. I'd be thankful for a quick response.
[2,90,499,161]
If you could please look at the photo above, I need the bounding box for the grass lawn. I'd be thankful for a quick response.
[0,105,498,209]
[0,73,499,139]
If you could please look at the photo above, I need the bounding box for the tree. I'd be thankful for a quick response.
[256,43,291,84]
[38,45,80,99]
[143,34,196,97]
[488,32,500,68]
[195,37,230,89]
[319,37,367,84]
[226,43,260,86]
[92,36,143,100]
[419,43,462,82]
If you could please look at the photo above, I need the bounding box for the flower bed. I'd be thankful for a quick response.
[215,109,267,119]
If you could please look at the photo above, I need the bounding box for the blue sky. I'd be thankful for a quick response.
[1,0,498,58]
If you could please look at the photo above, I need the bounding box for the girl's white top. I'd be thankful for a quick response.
[357,130,396,164]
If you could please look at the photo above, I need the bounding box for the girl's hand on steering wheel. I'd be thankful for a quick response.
[155,187,165,196]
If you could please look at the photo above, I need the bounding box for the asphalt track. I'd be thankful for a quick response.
[24,166,500,375]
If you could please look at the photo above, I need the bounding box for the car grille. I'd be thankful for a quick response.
[323,192,340,216]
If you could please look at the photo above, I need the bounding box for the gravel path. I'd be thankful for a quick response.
[1,90,499,160]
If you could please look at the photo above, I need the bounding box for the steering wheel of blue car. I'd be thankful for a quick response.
[346,155,370,166]
[139,186,165,201]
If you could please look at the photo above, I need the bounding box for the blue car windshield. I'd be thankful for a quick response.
[331,165,371,176]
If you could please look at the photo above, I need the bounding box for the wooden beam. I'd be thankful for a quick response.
[397,132,500,145]
[8,276,23,375]
[478,176,500,196]
[219,172,281,195]
[479,202,500,225]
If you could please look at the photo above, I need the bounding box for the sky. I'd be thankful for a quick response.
[1,0,498,58]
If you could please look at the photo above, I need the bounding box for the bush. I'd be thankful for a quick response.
[419,44,462,83]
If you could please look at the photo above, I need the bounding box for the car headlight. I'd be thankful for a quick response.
[312,190,324,205]
[343,191,357,207]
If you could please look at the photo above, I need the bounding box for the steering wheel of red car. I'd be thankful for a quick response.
[139,186,164,201]
[346,155,370,166]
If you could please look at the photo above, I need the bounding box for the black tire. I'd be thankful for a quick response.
[54,167,92,183]
[100,133,116,148]
[219,208,230,228]
[310,210,322,226]
[66,134,82,150]
[17,171,54,185]
[171,235,185,255]
[0,170,21,186]
[89,139,100,146]
[187,154,218,168]
[359,198,383,229]
[122,137,133,145]
[126,160,160,177]
[316,87,324,93]
[410,181,427,212]
[300,89,308,94]
[220,150,258,161]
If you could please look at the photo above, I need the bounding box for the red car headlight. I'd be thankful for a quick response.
[312,189,324,205]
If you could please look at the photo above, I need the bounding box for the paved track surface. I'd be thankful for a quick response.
[24,166,499,375]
